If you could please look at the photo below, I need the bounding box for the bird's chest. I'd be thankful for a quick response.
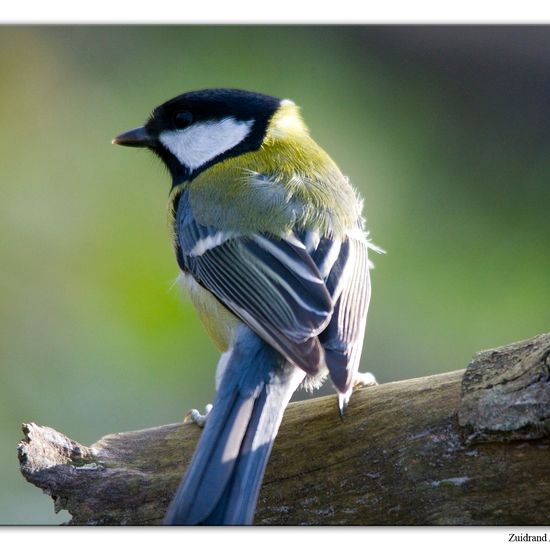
[177,272,240,352]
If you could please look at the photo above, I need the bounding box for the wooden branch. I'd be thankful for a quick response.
[18,333,550,525]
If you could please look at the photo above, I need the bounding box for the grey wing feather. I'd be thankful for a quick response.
[313,231,372,394]
[176,190,333,375]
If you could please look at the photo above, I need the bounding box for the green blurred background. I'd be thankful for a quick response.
[1,26,549,524]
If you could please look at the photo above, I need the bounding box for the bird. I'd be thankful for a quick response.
[113,88,381,525]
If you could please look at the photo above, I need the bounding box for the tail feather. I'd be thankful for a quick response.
[164,327,304,525]
[177,392,255,523]
[210,364,303,524]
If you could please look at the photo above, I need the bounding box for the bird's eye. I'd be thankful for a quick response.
[174,111,193,129]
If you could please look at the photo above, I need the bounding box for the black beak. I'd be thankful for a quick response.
[112,126,153,147]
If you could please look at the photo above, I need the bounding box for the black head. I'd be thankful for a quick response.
[113,88,281,185]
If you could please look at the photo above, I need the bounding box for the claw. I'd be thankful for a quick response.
[354,371,378,388]
[337,390,351,419]
[337,372,378,419]
[184,403,213,428]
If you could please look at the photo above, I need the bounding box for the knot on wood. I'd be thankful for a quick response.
[458,333,550,444]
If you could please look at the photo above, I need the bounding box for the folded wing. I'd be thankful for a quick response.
[176,190,333,375]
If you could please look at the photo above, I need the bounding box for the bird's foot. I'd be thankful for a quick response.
[183,403,213,428]
[353,371,378,388]
[337,372,378,419]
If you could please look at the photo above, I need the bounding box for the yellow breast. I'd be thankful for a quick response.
[177,272,240,351]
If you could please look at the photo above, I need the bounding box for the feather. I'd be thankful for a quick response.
[164,327,305,525]
[318,231,371,395]
[176,190,333,375]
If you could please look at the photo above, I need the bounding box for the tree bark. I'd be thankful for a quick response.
[18,333,550,525]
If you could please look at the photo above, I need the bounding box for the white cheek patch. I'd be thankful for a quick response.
[159,117,253,171]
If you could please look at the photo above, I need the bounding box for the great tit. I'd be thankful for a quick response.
[113,88,380,525]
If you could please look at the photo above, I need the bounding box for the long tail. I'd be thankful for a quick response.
[164,326,305,525]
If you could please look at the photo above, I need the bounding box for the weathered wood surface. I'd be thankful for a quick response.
[18,333,550,525]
